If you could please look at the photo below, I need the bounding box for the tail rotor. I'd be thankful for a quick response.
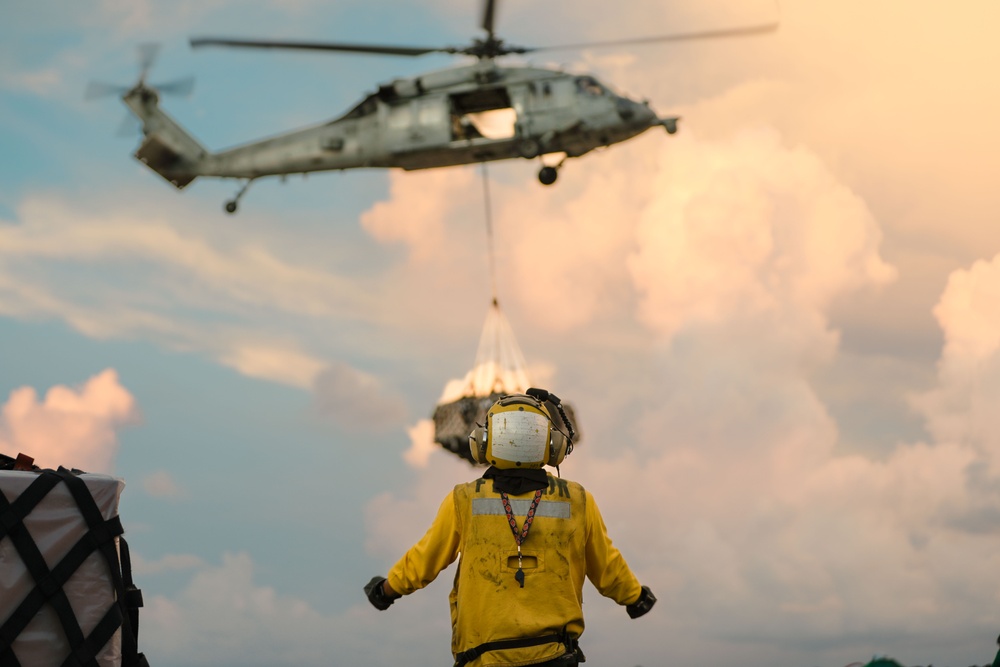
[85,43,194,104]
[85,43,194,138]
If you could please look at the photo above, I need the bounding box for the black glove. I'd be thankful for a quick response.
[626,585,656,619]
[364,575,395,611]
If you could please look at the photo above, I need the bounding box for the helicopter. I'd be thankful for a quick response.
[97,1,777,213]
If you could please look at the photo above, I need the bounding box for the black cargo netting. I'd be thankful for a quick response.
[0,466,148,667]
[433,394,503,463]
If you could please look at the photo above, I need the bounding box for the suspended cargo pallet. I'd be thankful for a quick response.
[432,300,581,464]
[434,393,503,463]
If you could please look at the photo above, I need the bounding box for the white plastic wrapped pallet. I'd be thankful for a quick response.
[0,471,125,667]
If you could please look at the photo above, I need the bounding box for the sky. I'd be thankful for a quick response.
[2,1,1000,666]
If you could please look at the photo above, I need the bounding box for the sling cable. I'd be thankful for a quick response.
[430,163,581,463]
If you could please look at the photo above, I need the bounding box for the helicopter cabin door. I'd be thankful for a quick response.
[449,87,516,141]
[515,77,578,139]
[384,94,451,153]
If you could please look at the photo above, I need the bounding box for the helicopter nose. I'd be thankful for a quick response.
[615,98,639,121]
[617,97,655,125]
[616,98,636,121]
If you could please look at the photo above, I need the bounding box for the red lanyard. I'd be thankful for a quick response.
[500,489,543,588]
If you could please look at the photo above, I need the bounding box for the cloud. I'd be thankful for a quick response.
[559,255,1000,665]
[0,194,384,388]
[142,552,335,666]
[311,360,408,430]
[628,128,896,341]
[0,197,369,321]
[0,369,138,473]
[354,118,998,667]
[142,470,186,499]
[222,341,327,389]
[0,66,62,95]
[915,252,1000,461]
[401,418,437,468]
[141,551,452,667]
[364,449,473,560]
[360,168,480,263]
[132,552,205,575]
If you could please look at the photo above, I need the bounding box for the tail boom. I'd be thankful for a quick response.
[125,86,206,189]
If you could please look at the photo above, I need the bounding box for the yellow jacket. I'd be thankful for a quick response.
[387,473,642,667]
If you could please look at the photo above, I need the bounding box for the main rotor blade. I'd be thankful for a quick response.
[526,21,779,53]
[154,76,196,97]
[190,37,455,57]
[137,42,161,81]
[85,81,129,100]
[481,0,497,38]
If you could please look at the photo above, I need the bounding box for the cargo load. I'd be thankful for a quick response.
[432,300,580,463]
[0,453,147,667]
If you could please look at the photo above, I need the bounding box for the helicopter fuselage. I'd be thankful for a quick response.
[127,60,675,199]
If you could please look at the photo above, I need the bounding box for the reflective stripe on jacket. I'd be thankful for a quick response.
[387,473,642,667]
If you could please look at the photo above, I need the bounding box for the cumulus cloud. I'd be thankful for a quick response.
[142,552,337,666]
[132,552,205,576]
[311,360,408,430]
[628,128,897,340]
[360,168,481,263]
[401,418,438,468]
[141,551,453,667]
[356,117,999,667]
[365,449,472,559]
[222,341,326,389]
[563,258,1000,665]
[915,252,1000,464]
[142,470,186,499]
[0,369,138,473]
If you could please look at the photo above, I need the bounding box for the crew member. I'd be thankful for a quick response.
[364,389,656,667]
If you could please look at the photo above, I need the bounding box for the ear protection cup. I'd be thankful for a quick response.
[546,429,569,467]
[468,426,488,464]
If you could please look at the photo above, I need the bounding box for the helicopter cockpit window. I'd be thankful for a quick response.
[575,76,605,97]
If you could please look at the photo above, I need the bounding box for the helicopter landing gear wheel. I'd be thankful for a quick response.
[224,178,255,215]
[517,138,541,159]
[538,166,558,186]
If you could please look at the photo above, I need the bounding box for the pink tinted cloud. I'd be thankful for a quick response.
[0,369,138,473]
[916,252,1000,457]
[629,128,896,340]
[359,124,1000,665]
[565,255,1000,658]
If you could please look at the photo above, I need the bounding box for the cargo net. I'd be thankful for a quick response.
[0,454,148,667]
[432,300,580,463]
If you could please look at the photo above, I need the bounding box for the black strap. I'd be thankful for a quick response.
[118,536,145,652]
[454,633,564,667]
[0,468,146,667]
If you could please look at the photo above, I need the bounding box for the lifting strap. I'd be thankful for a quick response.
[0,468,147,667]
[480,161,498,304]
